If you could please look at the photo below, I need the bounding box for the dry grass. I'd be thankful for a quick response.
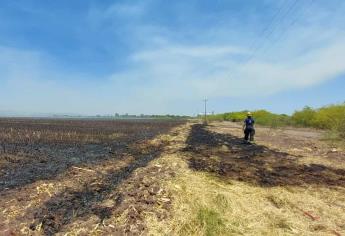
[146,123,345,236]
[151,163,345,235]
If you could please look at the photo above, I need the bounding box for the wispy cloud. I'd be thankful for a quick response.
[105,2,147,17]
[1,0,344,115]
[88,1,148,23]
[103,0,345,102]
[106,33,345,100]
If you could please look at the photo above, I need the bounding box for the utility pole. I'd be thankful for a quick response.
[203,98,208,124]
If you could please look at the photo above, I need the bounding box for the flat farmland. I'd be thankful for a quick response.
[1,119,344,236]
[0,118,184,235]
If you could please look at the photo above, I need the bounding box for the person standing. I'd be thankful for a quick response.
[243,112,255,143]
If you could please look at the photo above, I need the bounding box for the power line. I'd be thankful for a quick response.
[203,98,208,124]
[258,0,315,59]
[244,0,300,64]
[245,0,290,55]
[243,0,300,65]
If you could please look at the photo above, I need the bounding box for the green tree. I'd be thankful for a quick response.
[291,106,316,127]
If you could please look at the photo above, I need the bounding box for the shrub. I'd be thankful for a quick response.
[312,104,345,130]
[292,103,345,139]
[205,103,345,139]
[291,106,316,127]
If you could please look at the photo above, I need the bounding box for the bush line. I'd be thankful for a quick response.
[204,103,345,138]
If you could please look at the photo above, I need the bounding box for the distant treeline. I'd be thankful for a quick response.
[205,103,345,138]
[50,114,190,120]
[113,114,190,119]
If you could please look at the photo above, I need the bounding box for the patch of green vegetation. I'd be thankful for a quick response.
[206,110,292,127]
[205,103,345,139]
[197,207,226,236]
[292,104,345,138]
[178,206,226,236]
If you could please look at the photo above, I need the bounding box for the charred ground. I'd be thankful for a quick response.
[1,119,344,235]
[184,124,345,187]
[0,118,183,235]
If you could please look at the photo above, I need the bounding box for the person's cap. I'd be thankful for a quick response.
[247,112,252,116]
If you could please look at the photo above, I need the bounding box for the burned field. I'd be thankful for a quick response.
[171,122,345,235]
[184,124,345,188]
[0,118,184,235]
[1,119,344,235]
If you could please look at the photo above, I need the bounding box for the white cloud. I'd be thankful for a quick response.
[98,0,345,105]
[133,45,247,60]
[105,32,345,101]
[1,1,345,115]
[105,2,147,17]
[89,1,148,21]
[4,33,342,115]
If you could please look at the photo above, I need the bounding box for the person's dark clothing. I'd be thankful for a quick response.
[244,127,255,141]
[244,117,255,128]
[244,117,255,141]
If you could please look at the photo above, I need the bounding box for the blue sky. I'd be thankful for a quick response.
[0,0,344,115]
